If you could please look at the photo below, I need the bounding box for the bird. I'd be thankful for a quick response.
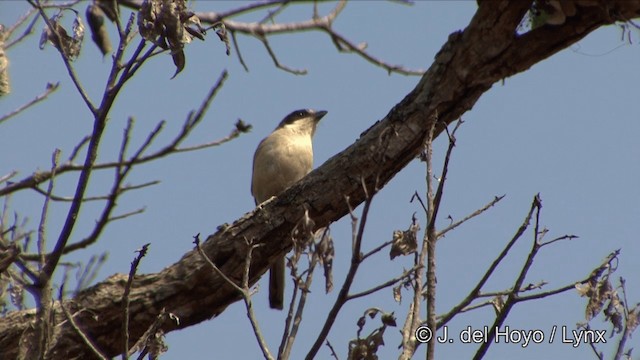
[251,108,327,310]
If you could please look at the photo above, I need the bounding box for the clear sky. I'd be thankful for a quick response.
[1,1,639,359]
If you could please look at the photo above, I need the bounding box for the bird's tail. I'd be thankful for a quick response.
[269,258,285,310]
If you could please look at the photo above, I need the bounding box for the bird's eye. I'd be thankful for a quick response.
[297,111,304,117]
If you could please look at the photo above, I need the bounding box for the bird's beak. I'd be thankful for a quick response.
[315,110,328,121]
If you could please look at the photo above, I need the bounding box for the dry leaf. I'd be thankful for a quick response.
[96,0,118,22]
[492,295,505,315]
[39,12,85,60]
[575,282,592,297]
[381,312,396,327]
[626,306,639,335]
[392,285,402,303]
[317,230,334,293]
[86,4,112,55]
[214,23,230,56]
[138,0,207,77]
[0,25,9,96]
[389,217,419,260]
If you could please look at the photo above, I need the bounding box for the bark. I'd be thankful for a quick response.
[1,1,638,358]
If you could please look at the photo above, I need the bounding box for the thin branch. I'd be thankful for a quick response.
[346,266,416,301]
[108,207,145,222]
[423,116,439,360]
[305,182,375,360]
[4,7,39,49]
[68,135,90,163]
[37,149,60,269]
[60,303,109,360]
[516,252,620,303]
[172,129,241,153]
[28,0,113,284]
[195,234,274,360]
[0,71,230,198]
[202,0,291,23]
[258,35,307,75]
[476,280,547,298]
[0,171,18,185]
[259,1,289,24]
[279,270,303,359]
[437,195,540,329]
[325,340,339,360]
[122,244,150,359]
[230,30,249,72]
[0,83,59,125]
[361,239,393,261]
[437,195,505,239]
[457,299,494,314]
[279,242,319,360]
[30,1,97,115]
[613,282,634,360]
[127,309,178,357]
[472,195,543,360]
[31,181,159,202]
[22,120,166,261]
[324,25,424,76]
[73,253,108,295]
[539,233,579,247]
[194,0,423,76]
[193,234,242,293]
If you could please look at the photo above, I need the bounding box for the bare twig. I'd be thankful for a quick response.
[539,234,578,247]
[37,149,60,269]
[279,243,318,359]
[194,235,273,360]
[0,71,230,199]
[68,135,90,163]
[31,181,159,202]
[60,302,109,360]
[361,239,393,261]
[305,181,375,360]
[258,35,307,75]
[128,309,178,357]
[193,234,241,292]
[472,195,543,360]
[193,0,424,76]
[325,340,339,360]
[230,30,249,72]
[0,171,18,185]
[612,280,635,360]
[279,227,332,359]
[16,73,230,263]
[108,207,145,222]
[437,195,540,329]
[73,253,108,295]
[122,243,150,359]
[4,7,39,49]
[33,150,61,356]
[423,117,439,360]
[30,0,97,115]
[346,266,416,301]
[437,195,505,239]
[259,1,289,24]
[0,83,59,125]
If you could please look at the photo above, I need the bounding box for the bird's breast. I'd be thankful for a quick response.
[251,132,314,203]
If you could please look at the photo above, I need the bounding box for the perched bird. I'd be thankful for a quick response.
[251,109,327,309]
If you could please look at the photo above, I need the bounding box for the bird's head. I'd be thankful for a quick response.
[276,109,327,137]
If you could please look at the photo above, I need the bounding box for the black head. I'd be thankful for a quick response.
[278,109,328,128]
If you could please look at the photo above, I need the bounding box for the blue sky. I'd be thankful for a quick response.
[1,1,639,359]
